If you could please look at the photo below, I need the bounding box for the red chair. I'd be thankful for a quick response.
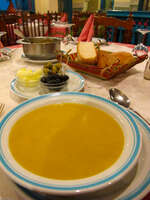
[0,14,20,46]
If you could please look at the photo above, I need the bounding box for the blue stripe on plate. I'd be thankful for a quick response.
[118,110,150,200]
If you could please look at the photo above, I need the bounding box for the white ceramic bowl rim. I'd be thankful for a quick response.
[0,92,141,194]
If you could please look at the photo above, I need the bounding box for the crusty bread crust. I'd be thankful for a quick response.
[77,42,97,64]
[97,50,135,68]
[97,50,112,68]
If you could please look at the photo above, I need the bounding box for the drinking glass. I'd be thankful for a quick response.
[51,15,56,25]
[56,15,61,24]
[133,28,150,56]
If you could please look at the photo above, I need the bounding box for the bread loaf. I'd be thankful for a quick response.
[77,42,97,64]
[97,50,112,68]
[97,51,135,68]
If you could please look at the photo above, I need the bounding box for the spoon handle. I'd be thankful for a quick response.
[129,107,150,126]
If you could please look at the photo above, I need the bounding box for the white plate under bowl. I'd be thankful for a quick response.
[12,110,150,200]
[10,70,85,99]
[21,54,58,64]
[0,93,141,196]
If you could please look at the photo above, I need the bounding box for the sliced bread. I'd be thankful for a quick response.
[77,42,97,64]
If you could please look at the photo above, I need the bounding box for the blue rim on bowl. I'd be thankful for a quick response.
[0,92,141,196]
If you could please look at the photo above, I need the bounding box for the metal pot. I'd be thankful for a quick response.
[17,37,61,60]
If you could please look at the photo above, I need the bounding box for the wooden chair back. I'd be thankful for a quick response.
[71,13,106,38]
[72,14,134,44]
[72,18,87,37]
[46,11,60,21]
[72,11,106,20]
[0,11,65,46]
[20,13,51,37]
[94,15,134,43]
[0,14,20,46]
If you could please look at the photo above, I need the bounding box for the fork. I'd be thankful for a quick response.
[0,103,5,115]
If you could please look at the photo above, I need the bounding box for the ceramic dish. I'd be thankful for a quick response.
[21,54,58,64]
[0,93,141,196]
[10,70,85,99]
[12,110,150,200]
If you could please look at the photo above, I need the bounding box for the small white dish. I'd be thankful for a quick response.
[12,111,150,200]
[10,70,85,99]
[0,93,141,196]
[21,54,58,64]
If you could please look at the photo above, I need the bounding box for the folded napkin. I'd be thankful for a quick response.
[0,41,4,48]
[60,13,68,22]
[18,18,23,25]
[78,14,94,42]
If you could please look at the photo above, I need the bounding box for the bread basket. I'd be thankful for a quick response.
[58,51,148,80]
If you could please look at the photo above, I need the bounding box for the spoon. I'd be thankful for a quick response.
[14,29,30,43]
[14,29,25,39]
[109,88,150,126]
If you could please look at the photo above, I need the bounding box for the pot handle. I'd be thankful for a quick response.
[16,39,31,44]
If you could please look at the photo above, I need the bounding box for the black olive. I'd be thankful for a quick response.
[50,74,60,80]
[41,76,48,83]
[41,72,69,92]
[47,71,53,76]
[59,75,69,82]
[54,78,62,84]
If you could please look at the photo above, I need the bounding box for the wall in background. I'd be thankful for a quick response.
[114,0,139,10]
[35,0,58,13]
[15,0,35,11]
[0,0,16,11]
[0,0,35,12]
[73,0,84,11]
[87,0,99,11]
[73,0,100,11]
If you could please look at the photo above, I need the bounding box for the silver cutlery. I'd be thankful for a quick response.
[109,88,150,126]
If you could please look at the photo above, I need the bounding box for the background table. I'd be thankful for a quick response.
[0,42,150,199]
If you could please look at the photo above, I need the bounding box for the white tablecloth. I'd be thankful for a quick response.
[0,42,150,199]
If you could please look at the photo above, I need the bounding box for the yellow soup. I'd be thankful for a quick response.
[9,103,124,180]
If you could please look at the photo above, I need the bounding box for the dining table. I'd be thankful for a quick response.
[0,40,150,200]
